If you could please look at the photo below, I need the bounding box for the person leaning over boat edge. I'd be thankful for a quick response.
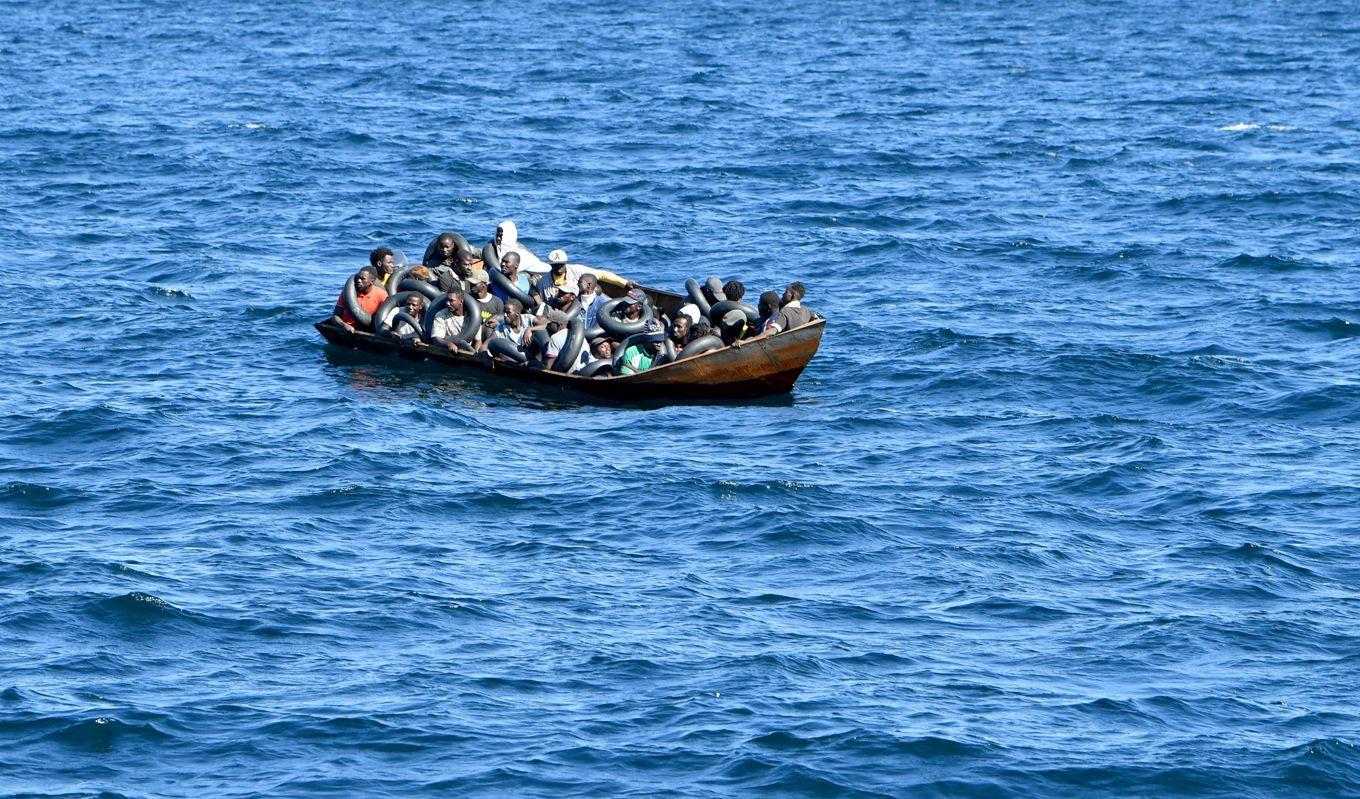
[332,267,388,333]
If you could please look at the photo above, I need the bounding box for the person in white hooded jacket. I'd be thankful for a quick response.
[484,220,549,276]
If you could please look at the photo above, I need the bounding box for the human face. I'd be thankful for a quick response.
[495,226,504,245]
[438,240,454,259]
[578,275,596,295]
[505,306,520,326]
[379,254,395,273]
[446,294,463,315]
[404,296,424,316]
[592,340,612,359]
[670,317,690,340]
[355,272,374,293]
[500,255,517,275]
[473,281,488,298]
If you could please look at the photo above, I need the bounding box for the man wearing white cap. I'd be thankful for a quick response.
[535,248,632,300]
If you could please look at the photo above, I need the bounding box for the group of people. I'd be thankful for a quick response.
[331,220,818,377]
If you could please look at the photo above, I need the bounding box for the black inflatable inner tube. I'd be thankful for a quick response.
[398,278,441,300]
[551,314,585,373]
[579,359,613,378]
[677,334,724,360]
[341,275,376,330]
[561,299,583,324]
[480,242,502,273]
[527,328,550,366]
[583,325,606,343]
[422,291,482,345]
[653,338,677,366]
[597,297,654,338]
[373,290,424,338]
[685,278,712,316]
[486,336,528,364]
[707,299,760,327]
[392,311,425,341]
[487,254,535,309]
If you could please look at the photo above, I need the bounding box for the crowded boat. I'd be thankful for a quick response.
[328,220,820,379]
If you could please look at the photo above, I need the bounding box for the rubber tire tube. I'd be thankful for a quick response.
[487,336,528,364]
[341,275,375,330]
[583,325,606,343]
[707,300,760,326]
[685,278,711,316]
[561,299,583,323]
[480,242,502,273]
[398,278,441,300]
[579,359,613,378]
[551,314,586,373]
[527,328,550,367]
[597,298,655,338]
[421,291,482,344]
[373,291,424,338]
[677,334,724,360]
[487,256,535,309]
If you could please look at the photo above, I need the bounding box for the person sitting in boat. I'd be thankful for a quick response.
[588,337,614,362]
[618,320,665,375]
[433,249,478,293]
[490,252,533,305]
[331,267,388,333]
[535,249,633,299]
[755,291,782,333]
[577,274,607,328]
[381,294,427,343]
[488,220,549,275]
[493,299,533,347]
[430,290,474,353]
[467,269,504,320]
[370,246,395,288]
[667,315,692,350]
[544,309,590,372]
[736,283,818,347]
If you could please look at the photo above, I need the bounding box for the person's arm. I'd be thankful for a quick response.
[618,347,639,375]
[332,298,356,333]
[734,318,782,348]
[588,267,634,289]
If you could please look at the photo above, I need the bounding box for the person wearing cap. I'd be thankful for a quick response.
[467,269,504,319]
[534,248,633,299]
[618,319,666,375]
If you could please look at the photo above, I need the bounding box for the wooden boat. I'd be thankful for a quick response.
[315,282,824,400]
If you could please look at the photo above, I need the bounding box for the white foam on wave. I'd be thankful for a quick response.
[1217,122,1259,132]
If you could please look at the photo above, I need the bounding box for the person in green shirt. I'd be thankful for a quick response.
[619,320,666,375]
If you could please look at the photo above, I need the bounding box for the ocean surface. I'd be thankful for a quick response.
[3,1,1360,796]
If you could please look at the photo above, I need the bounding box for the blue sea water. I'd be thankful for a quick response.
[3,0,1360,796]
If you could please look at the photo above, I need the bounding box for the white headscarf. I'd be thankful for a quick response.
[495,220,548,275]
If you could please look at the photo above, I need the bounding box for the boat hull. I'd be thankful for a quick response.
[315,317,824,401]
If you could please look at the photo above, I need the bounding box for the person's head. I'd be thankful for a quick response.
[470,270,490,297]
[622,299,644,321]
[640,319,665,355]
[719,310,747,344]
[410,265,432,281]
[668,314,691,342]
[454,249,476,279]
[435,232,457,260]
[445,291,464,315]
[500,252,520,275]
[403,294,427,316]
[545,309,569,335]
[496,220,517,246]
[370,246,394,274]
[590,338,613,359]
[723,280,745,302]
[504,298,523,325]
[578,274,598,297]
[554,284,578,308]
[694,317,712,338]
[758,290,781,318]
[782,282,805,306]
[548,249,568,274]
[355,267,377,293]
